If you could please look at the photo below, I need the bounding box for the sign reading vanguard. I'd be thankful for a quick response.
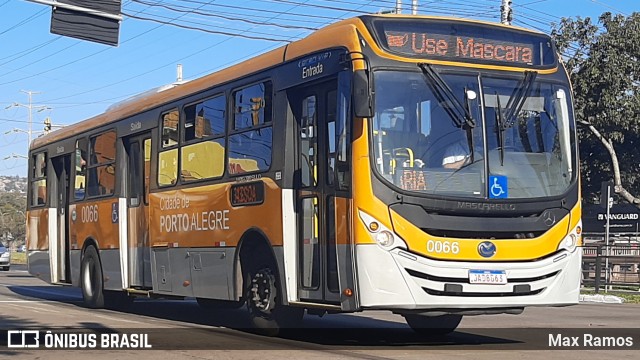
[583,204,640,233]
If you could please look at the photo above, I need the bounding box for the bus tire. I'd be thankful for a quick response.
[80,246,105,309]
[245,265,303,336]
[403,314,462,335]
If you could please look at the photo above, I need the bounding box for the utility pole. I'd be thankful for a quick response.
[501,0,513,25]
[5,90,51,148]
[412,0,418,15]
[396,0,402,14]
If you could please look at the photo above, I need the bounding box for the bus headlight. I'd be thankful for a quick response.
[358,210,407,250]
[375,230,394,247]
[557,223,581,253]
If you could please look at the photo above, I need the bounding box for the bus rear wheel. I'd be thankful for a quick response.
[245,266,303,336]
[403,314,462,335]
[81,246,105,309]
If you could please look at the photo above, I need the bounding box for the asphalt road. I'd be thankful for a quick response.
[1,264,639,359]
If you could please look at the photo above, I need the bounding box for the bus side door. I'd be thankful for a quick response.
[291,77,355,308]
[124,134,152,288]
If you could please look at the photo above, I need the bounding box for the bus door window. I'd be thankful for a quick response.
[144,138,151,205]
[335,72,351,191]
[326,90,337,186]
[31,152,47,207]
[158,110,179,186]
[301,197,319,288]
[298,94,320,289]
[128,141,141,207]
[325,90,339,293]
[299,95,317,187]
[74,139,87,201]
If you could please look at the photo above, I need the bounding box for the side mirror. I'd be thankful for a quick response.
[353,70,373,118]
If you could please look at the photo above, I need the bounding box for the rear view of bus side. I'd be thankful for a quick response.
[27,14,581,335]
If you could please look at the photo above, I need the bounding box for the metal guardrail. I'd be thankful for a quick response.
[581,244,640,292]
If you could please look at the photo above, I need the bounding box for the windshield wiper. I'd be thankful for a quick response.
[495,71,537,166]
[494,91,506,165]
[419,63,478,166]
[502,71,537,130]
[418,63,475,130]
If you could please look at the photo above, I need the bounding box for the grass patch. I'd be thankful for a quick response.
[10,252,26,265]
[581,289,640,304]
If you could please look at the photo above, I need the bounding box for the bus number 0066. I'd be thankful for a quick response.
[426,240,459,254]
[81,205,99,223]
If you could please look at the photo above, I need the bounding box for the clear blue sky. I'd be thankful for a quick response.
[0,0,637,177]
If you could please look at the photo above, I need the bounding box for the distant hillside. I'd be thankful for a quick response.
[0,175,27,194]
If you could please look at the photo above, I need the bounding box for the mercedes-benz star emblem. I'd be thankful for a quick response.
[543,211,556,227]
[478,241,497,258]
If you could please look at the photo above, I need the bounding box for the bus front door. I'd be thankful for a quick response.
[292,79,346,306]
[124,134,152,288]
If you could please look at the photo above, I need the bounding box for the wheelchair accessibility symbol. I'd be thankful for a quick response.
[112,202,119,223]
[489,175,508,199]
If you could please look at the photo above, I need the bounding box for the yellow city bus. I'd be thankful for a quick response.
[27,14,581,335]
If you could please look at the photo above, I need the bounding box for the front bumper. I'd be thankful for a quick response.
[355,243,581,310]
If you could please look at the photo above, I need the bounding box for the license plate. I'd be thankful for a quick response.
[469,270,507,284]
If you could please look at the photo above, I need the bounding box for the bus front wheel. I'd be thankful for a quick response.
[81,246,105,309]
[403,314,462,335]
[245,266,303,336]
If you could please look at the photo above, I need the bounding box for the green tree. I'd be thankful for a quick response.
[0,193,27,247]
[551,12,640,204]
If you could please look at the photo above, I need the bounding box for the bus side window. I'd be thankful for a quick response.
[88,130,116,197]
[31,152,47,206]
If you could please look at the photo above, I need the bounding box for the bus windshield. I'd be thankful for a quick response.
[371,70,575,199]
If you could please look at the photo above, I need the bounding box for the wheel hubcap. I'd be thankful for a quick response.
[250,269,273,313]
[83,260,94,297]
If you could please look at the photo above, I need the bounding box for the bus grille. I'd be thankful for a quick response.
[405,268,559,297]
[422,287,545,297]
[405,268,560,284]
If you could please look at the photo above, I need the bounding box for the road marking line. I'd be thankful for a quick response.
[91,313,145,324]
[5,303,48,314]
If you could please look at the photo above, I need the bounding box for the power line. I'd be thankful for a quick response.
[0,8,47,36]
[121,11,296,42]
[589,0,630,16]
[42,0,320,107]
[171,0,340,21]
[0,0,202,87]
[131,0,318,30]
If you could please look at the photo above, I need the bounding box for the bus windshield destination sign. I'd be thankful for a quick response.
[384,31,533,64]
[368,18,555,67]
